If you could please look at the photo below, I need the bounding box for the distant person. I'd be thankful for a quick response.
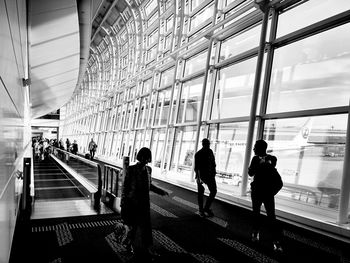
[121,147,168,261]
[194,138,217,217]
[66,138,71,152]
[71,140,78,155]
[88,138,97,160]
[248,139,283,253]
[59,139,65,150]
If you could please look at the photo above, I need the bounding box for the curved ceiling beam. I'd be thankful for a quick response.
[29,0,80,119]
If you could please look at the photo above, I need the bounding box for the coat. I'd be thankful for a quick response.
[121,162,162,248]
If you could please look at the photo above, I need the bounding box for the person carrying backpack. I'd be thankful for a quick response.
[248,139,283,253]
[88,138,97,160]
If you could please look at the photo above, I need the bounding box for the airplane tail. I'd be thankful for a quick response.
[293,118,313,147]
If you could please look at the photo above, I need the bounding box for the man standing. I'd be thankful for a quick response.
[88,138,97,160]
[248,139,283,253]
[194,138,217,217]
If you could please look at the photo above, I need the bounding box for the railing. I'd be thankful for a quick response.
[50,147,102,208]
[102,163,123,212]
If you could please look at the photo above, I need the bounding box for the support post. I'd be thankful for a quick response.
[338,101,350,224]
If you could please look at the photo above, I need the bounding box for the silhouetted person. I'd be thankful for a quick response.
[248,139,283,252]
[121,147,168,262]
[88,138,97,160]
[71,140,78,155]
[66,138,70,151]
[194,138,217,217]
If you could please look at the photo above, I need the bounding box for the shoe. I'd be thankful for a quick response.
[198,210,206,218]
[204,209,214,217]
[273,241,283,253]
[251,232,260,243]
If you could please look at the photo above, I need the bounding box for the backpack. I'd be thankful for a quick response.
[251,155,283,196]
[270,167,283,196]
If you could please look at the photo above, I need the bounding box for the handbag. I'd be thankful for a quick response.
[271,168,283,196]
[114,220,130,245]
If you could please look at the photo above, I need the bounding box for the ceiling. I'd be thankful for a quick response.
[29,0,94,119]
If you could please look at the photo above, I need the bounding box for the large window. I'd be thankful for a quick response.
[264,115,346,217]
[267,23,350,113]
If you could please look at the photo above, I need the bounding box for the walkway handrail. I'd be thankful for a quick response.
[50,146,103,208]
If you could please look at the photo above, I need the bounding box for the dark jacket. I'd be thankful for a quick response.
[194,147,216,182]
[248,154,278,196]
[120,162,164,247]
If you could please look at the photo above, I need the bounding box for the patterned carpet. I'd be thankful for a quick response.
[10,179,350,263]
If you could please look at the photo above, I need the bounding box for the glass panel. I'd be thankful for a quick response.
[264,115,346,221]
[123,103,132,129]
[154,89,171,126]
[208,122,255,196]
[143,78,152,94]
[211,57,257,119]
[277,0,350,38]
[159,67,175,88]
[190,4,214,30]
[183,51,208,77]
[177,77,204,123]
[190,0,206,11]
[170,126,197,178]
[145,0,157,16]
[267,24,350,113]
[151,128,166,167]
[219,24,261,62]
[133,130,144,162]
[137,97,149,128]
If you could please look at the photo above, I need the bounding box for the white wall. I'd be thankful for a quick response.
[0,0,29,262]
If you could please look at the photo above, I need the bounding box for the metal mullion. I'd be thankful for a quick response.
[191,0,219,181]
[130,131,137,161]
[241,4,270,196]
[214,10,262,41]
[180,70,206,83]
[180,42,210,61]
[272,10,350,49]
[338,100,350,224]
[190,0,213,17]
[205,40,220,123]
[214,47,259,69]
[222,0,248,14]
[262,107,350,121]
[174,122,197,127]
[207,116,251,124]
[257,8,278,139]
[188,20,213,39]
